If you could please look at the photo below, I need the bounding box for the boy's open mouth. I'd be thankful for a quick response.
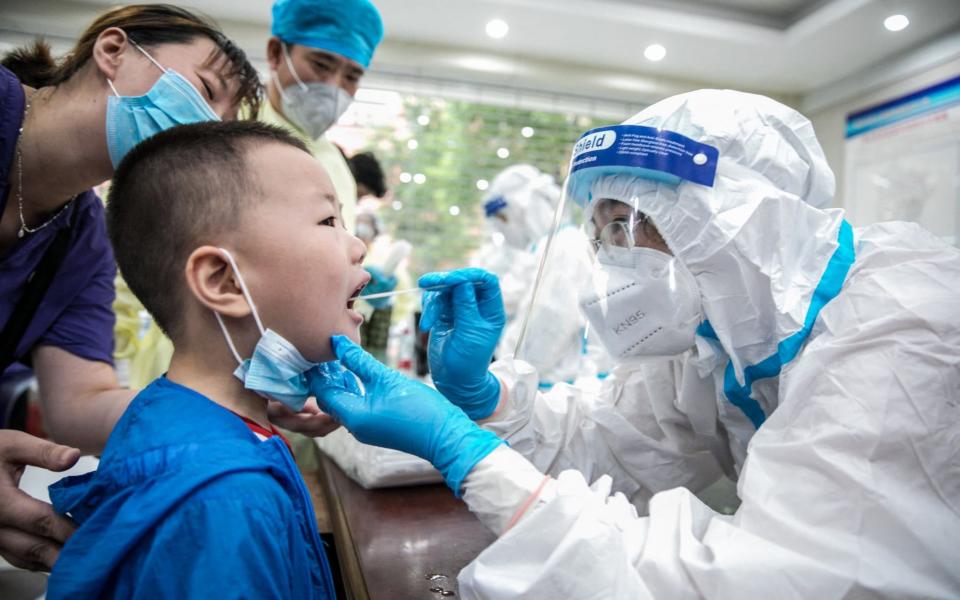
[347,283,366,310]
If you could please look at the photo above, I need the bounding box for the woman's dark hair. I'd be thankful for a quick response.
[1,4,261,116]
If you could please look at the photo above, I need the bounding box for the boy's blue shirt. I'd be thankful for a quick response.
[46,377,335,599]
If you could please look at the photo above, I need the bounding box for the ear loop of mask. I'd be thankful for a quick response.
[106,37,166,97]
[214,248,266,366]
[276,43,354,126]
[271,44,300,106]
[281,43,309,92]
[270,69,290,105]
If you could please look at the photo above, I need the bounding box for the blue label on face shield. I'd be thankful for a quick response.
[568,125,718,205]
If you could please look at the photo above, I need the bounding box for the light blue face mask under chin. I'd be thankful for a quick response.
[231,338,363,411]
[232,328,317,411]
[214,249,359,412]
[105,40,220,168]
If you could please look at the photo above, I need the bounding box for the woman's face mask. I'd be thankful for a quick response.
[579,247,702,359]
[105,39,220,168]
[579,205,702,359]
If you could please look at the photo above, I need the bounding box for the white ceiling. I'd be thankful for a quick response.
[3,0,960,107]
[368,0,960,92]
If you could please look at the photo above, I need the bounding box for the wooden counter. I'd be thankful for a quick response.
[311,455,497,599]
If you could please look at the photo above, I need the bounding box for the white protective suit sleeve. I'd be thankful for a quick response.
[479,357,732,509]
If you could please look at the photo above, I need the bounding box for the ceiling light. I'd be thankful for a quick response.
[413,173,427,184]
[407,139,418,150]
[486,19,509,40]
[392,200,403,211]
[644,44,666,62]
[497,147,510,159]
[884,14,909,32]
[399,172,412,183]
[417,114,430,126]
[449,205,461,216]
[476,179,489,191]
[521,126,535,138]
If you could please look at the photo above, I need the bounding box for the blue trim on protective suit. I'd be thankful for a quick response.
[722,220,856,429]
[696,320,718,340]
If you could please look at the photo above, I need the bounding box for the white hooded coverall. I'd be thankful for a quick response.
[456,90,960,599]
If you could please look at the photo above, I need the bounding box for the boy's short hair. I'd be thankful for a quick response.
[108,121,309,339]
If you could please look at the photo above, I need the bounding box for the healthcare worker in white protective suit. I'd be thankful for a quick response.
[313,89,960,599]
[471,166,552,321]
[473,165,606,387]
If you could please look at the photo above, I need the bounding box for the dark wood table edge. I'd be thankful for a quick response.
[316,455,371,600]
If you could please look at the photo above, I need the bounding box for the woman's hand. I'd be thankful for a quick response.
[267,398,341,437]
[0,430,80,571]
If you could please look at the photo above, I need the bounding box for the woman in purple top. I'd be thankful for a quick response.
[0,5,262,572]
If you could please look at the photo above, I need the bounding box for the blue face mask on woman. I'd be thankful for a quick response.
[105,39,220,167]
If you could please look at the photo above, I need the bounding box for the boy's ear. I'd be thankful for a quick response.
[184,246,253,319]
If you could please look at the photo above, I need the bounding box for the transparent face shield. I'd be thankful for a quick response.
[509,152,576,362]
[492,163,602,384]
[513,124,719,364]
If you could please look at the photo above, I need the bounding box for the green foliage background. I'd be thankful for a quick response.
[367,97,597,277]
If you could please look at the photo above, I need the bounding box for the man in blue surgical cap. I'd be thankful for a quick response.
[262,0,384,231]
[258,0,384,441]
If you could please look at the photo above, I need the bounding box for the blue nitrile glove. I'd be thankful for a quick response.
[418,268,505,420]
[363,266,398,309]
[312,336,504,495]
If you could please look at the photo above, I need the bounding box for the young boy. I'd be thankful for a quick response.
[46,121,372,598]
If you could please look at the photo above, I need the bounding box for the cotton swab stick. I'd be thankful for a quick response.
[354,285,446,301]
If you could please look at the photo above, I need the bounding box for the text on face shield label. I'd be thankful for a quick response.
[573,130,617,157]
[568,124,719,189]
